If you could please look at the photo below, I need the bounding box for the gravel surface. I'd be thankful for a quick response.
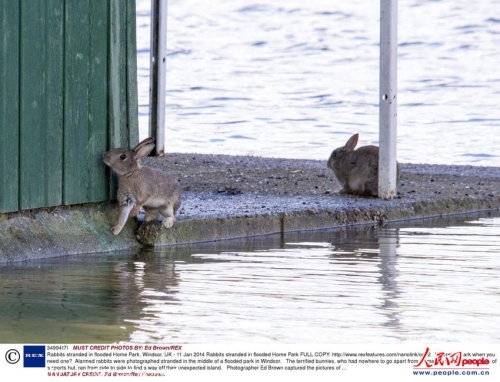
[142,153,500,220]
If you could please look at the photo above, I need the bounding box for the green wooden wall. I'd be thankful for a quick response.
[0,0,138,213]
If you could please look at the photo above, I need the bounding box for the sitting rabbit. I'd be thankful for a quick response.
[103,138,181,235]
[327,133,400,197]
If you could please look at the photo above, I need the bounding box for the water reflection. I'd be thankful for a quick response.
[0,213,499,344]
[377,229,401,334]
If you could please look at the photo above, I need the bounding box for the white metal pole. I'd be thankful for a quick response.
[378,0,398,199]
[156,0,168,155]
[149,0,168,156]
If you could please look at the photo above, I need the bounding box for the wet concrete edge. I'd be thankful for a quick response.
[136,196,499,246]
[1,194,499,263]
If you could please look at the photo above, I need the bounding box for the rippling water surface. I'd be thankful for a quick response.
[1,213,499,344]
[136,0,500,166]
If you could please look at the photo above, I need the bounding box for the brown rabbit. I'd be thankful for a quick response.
[327,133,399,197]
[103,138,181,235]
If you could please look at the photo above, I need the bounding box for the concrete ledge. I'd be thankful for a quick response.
[2,194,496,263]
[136,214,283,246]
[1,154,500,263]
[0,204,141,263]
[136,196,499,246]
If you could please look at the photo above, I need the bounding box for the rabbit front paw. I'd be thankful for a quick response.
[162,217,175,229]
[111,225,123,235]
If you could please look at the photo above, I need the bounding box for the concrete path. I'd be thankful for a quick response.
[1,154,499,262]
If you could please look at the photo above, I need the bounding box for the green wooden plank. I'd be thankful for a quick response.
[19,0,47,209]
[0,0,20,213]
[44,0,64,206]
[108,0,129,200]
[19,0,64,210]
[126,0,139,148]
[109,0,128,149]
[65,0,112,205]
[88,0,109,201]
[64,0,91,205]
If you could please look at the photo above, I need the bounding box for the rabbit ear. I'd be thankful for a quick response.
[345,134,359,151]
[133,137,155,153]
[134,143,155,159]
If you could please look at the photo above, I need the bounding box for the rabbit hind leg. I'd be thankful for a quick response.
[130,204,142,217]
[338,180,353,194]
[160,204,176,228]
[143,206,161,223]
[364,179,378,197]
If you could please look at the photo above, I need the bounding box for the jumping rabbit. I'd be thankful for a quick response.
[103,138,181,235]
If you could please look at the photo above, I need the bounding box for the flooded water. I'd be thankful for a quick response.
[136,0,500,166]
[1,212,499,344]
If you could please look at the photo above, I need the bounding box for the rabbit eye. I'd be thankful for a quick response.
[120,154,127,161]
